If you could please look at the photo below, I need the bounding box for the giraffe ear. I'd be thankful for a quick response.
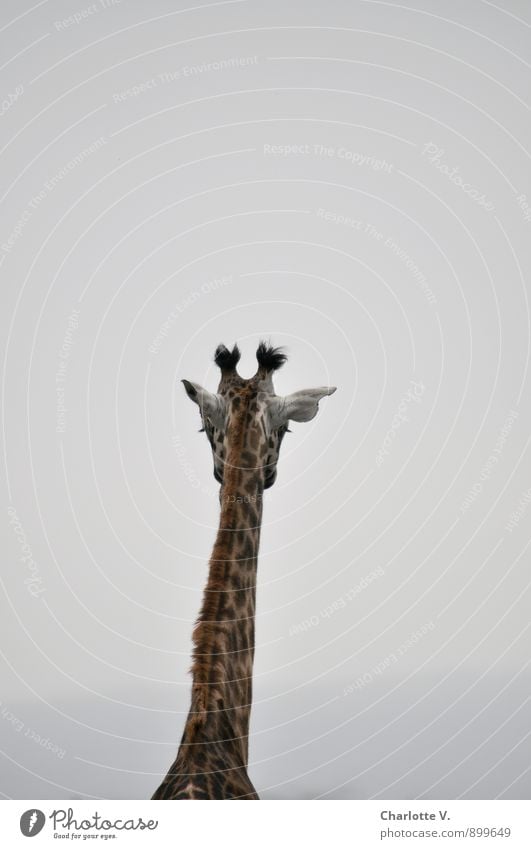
[182,380,226,428]
[268,386,337,427]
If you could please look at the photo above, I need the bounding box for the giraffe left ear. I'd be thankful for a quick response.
[182,380,226,429]
[268,386,337,427]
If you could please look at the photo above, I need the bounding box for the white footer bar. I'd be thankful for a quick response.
[1,800,529,848]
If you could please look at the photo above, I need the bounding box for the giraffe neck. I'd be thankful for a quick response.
[182,399,265,764]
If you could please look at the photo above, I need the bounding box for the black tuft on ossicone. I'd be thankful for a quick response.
[214,343,241,371]
[256,341,287,371]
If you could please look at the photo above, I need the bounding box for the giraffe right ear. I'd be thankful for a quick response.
[182,380,225,429]
[268,386,337,427]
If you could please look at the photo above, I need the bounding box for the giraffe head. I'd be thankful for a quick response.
[182,342,336,489]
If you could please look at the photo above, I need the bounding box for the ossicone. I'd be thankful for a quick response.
[214,343,241,373]
[255,341,287,372]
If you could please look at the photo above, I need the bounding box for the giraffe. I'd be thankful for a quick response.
[151,342,336,800]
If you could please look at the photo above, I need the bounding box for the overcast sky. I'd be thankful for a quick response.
[1,0,530,800]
